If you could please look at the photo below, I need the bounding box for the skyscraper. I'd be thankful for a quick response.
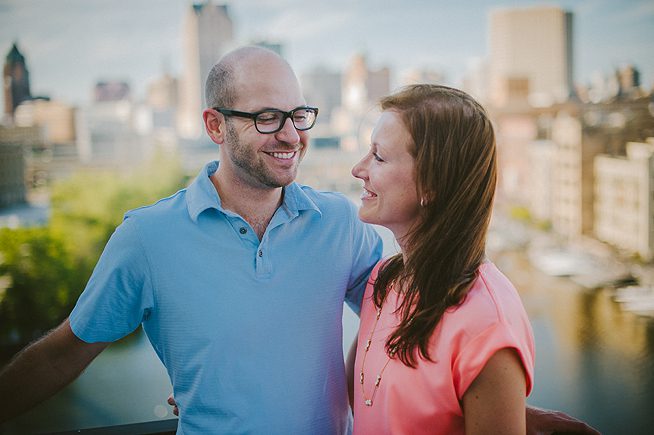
[177,1,233,139]
[301,67,341,125]
[489,6,573,108]
[341,53,390,113]
[3,42,32,119]
[332,53,390,151]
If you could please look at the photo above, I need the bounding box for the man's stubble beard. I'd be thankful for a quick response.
[225,121,300,189]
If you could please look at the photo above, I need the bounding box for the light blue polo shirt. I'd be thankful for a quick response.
[69,161,382,434]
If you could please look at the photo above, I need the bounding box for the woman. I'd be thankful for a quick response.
[350,84,534,434]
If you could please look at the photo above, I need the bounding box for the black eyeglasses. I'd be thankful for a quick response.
[213,106,319,134]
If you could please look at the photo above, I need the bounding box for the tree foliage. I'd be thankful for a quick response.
[0,155,187,346]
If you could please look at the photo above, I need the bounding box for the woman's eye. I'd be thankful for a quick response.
[373,152,384,162]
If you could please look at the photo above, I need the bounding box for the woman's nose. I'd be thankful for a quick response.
[351,156,367,179]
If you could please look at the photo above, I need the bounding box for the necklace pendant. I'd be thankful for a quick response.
[364,399,373,407]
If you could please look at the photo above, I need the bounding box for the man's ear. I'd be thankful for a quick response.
[203,108,227,144]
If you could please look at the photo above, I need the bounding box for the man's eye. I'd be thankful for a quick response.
[258,112,282,123]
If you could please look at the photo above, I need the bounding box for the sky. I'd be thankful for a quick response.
[1,0,653,107]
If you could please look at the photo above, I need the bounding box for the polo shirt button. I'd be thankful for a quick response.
[258,250,263,257]
[239,227,247,234]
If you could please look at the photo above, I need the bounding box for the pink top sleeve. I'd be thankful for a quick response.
[451,266,535,397]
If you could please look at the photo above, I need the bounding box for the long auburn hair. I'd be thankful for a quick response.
[373,84,497,367]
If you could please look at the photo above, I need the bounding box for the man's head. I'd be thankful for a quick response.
[203,46,314,189]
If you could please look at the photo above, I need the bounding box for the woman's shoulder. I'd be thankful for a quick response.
[445,261,527,331]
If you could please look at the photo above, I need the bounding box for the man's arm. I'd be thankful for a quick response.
[526,405,600,435]
[0,318,109,423]
[345,335,358,410]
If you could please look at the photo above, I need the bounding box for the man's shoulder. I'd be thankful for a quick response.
[295,184,355,211]
[124,188,188,222]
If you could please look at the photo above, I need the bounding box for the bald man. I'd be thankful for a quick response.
[0,46,382,433]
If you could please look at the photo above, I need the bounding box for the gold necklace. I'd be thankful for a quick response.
[359,299,396,407]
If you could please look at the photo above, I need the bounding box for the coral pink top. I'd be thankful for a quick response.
[353,261,535,435]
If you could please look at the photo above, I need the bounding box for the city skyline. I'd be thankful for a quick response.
[0,0,653,107]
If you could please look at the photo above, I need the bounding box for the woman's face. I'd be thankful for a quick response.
[351,110,420,241]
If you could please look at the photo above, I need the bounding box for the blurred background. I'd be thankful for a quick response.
[1,0,653,433]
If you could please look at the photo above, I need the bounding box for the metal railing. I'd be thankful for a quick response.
[47,418,178,435]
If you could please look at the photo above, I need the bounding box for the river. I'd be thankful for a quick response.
[2,226,653,434]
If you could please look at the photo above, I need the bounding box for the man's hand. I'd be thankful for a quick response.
[526,405,601,435]
[167,393,179,417]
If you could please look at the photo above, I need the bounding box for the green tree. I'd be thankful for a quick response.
[50,154,187,264]
[0,227,84,344]
[0,155,187,347]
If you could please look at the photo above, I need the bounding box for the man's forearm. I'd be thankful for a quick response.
[345,335,358,410]
[0,319,108,423]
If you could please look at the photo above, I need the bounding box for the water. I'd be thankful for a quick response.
[495,250,654,434]
[1,331,174,433]
[2,227,653,434]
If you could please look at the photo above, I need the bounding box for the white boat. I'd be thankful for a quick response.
[621,300,654,317]
[528,247,596,277]
[613,285,654,303]
[613,286,654,317]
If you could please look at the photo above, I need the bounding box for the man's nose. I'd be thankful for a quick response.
[275,117,301,144]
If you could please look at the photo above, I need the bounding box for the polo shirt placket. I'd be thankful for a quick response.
[213,178,310,280]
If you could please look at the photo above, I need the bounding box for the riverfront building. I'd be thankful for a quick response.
[594,139,654,261]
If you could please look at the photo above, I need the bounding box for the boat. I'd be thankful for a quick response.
[613,286,654,317]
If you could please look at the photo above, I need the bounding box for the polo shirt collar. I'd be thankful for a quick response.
[186,161,322,222]
[280,179,322,219]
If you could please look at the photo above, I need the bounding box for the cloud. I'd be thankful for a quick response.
[611,0,654,23]
[262,8,355,39]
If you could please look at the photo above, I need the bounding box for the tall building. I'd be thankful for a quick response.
[488,101,541,204]
[489,6,573,108]
[14,99,76,144]
[301,66,341,125]
[147,74,178,112]
[147,73,179,134]
[549,97,654,240]
[527,139,556,222]
[341,53,390,112]
[0,125,42,204]
[76,81,146,169]
[550,105,586,238]
[3,43,32,119]
[617,64,643,99]
[333,53,390,151]
[0,141,26,208]
[177,1,233,139]
[594,140,654,261]
[94,81,131,102]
